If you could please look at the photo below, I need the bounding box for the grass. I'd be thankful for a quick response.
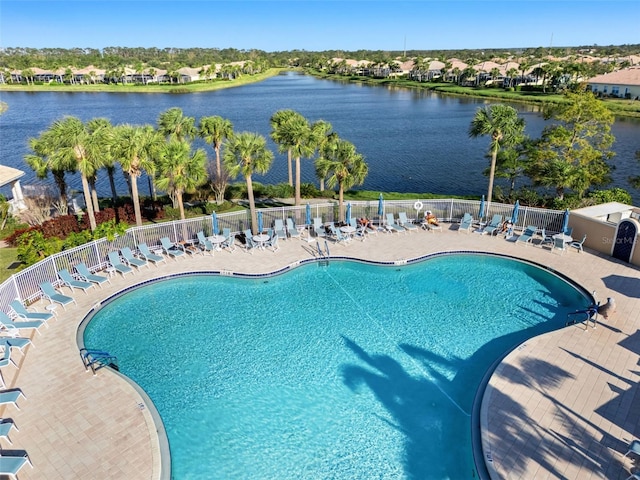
[0,68,287,94]
[0,247,19,284]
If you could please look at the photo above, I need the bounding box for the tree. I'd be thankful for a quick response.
[309,120,334,191]
[269,109,300,187]
[316,137,368,221]
[484,137,530,202]
[113,124,162,226]
[199,115,234,204]
[39,117,108,230]
[157,107,197,142]
[223,132,274,235]
[155,140,208,221]
[86,118,115,213]
[526,90,615,200]
[24,135,73,212]
[469,105,525,205]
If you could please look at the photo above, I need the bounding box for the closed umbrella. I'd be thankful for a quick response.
[305,203,313,242]
[345,203,352,224]
[378,193,384,225]
[562,208,570,234]
[478,195,485,221]
[257,211,263,234]
[211,212,219,235]
[510,200,520,225]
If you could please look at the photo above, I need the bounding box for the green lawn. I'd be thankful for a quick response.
[0,247,19,283]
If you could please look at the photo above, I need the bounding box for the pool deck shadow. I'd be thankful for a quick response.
[2,227,640,479]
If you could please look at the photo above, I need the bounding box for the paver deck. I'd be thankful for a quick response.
[2,225,639,479]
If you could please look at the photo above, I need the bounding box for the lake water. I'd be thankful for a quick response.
[1,71,639,204]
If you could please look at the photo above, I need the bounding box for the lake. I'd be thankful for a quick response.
[1,71,639,204]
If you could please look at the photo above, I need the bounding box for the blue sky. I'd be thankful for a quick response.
[1,1,638,52]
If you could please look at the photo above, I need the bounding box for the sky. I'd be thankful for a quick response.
[0,0,638,53]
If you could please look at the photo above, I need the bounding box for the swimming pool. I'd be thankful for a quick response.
[82,254,590,479]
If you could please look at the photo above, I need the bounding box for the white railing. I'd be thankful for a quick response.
[0,199,565,311]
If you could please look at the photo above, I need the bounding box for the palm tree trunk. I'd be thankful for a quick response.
[177,191,186,220]
[487,148,498,205]
[131,175,143,226]
[246,175,258,235]
[53,171,69,211]
[287,150,293,186]
[81,174,97,231]
[338,184,344,221]
[90,178,100,213]
[295,156,301,206]
[107,166,118,208]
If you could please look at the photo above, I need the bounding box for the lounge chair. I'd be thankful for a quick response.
[0,390,25,410]
[138,243,166,266]
[0,452,32,478]
[9,300,54,322]
[385,213,406,233]
[75,262,111,288]
[0,346,17,388]
[39,281,76,309]
[57,268,94,295]
[286,218,301,239]
[398,212,418,232]
[107,251,134,276]
[329,225,348,244]
[274,219,287,241]
[483,214,503,236]
[516,226,538,245]
[0,311,46,336]
[160,237,186,260]
[313,217,326,238]
[458,213,473,233]
[120,247,150,270]
[196,231,215,255]
[0,419,18,445]
[1,337,32,356]
[569,234,587,253]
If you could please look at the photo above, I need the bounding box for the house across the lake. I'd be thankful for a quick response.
[587,66,640,99]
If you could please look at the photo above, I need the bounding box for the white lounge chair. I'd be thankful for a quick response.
[120,247,150,270]
[458,213,473,233]
[39,282,76,309]
[159,237,186,260]
[107,251,134,276]
[138,243,167,266]
[0,452,32,478]
[398,212,418,232]
[9,300,54,322]
[57,268,94,295]
[75,263,111,288]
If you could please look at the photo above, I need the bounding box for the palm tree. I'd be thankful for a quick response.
[269,109,301,187]
[155,140,208,221]
[157,107,197,142]
[309,120,334,191]
[316,137,368,221]
[223,132,274,235]
[288,114,317,206]
[199,115,234,204]
[24,135,74,212]
[469,105,525,205]
[113,124,162,226]
[46,116,110,230]
[86,118,115,213]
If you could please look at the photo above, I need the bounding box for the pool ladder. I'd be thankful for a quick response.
[317,240,330,266]
[80,348,119,375]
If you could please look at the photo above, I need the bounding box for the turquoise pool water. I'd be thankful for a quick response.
[82,255,590,479]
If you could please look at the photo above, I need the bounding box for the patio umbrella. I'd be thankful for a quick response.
[378,193,384,224]
[211,212,219,235]
[257,211,263,234]
[562,208,570,234]
[346,203,352,224]
[478,195,486,220]
[510,200,520,225]
[305,203,312,226]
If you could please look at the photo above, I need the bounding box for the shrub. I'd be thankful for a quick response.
[16,230,62,267]
[587,188,633,205]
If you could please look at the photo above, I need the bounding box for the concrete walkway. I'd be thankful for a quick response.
[2,225,640,479]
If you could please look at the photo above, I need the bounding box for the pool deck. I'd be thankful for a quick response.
[3,225,640,479]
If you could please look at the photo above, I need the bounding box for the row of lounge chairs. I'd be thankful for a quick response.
[1,298,37,477]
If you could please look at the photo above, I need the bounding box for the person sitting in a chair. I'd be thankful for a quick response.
[424,211,439,226]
